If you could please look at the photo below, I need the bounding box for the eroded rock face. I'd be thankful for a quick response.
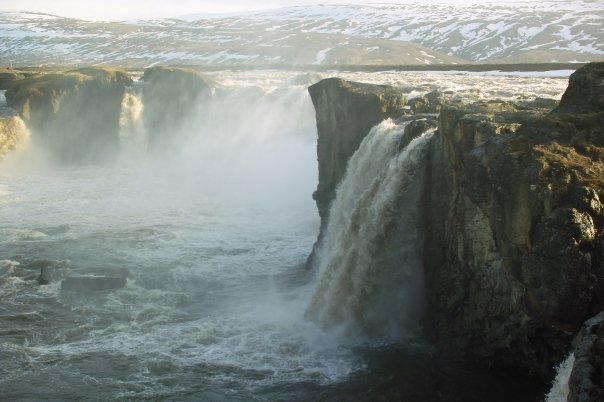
[424,63,604,379]
[0,69,25,90]
[142,66,215,147]
[568,311,604,402]
[5,67,132,163]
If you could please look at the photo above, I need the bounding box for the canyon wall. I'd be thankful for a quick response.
[308,63,604,387]
[1,66,216,162]
[5,67,132,163]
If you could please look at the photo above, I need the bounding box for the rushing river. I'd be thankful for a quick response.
[0,70,570,401]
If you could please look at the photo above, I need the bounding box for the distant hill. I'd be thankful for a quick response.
[1,1,603,68]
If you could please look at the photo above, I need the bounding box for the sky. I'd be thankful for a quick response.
[2,0,377,20]
[1,0,498,20]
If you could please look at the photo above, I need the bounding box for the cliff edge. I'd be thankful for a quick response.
[308,62,604,393]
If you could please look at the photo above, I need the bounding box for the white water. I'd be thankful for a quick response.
[0,71,572,400]
[307,119,434,339]
[546,353,575,402]
[0,80,367,400]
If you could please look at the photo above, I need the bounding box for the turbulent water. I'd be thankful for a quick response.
[307,120,433,339]
[0,71,571,400]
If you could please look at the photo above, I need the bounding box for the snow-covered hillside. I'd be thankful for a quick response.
[1,0,602,67]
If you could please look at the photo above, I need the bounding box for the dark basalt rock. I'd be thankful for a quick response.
[568,311,604,402]
[424,63,604,380]
[61,276,127,292]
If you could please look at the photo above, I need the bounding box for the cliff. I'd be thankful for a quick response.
[308,78,407,228]
[5,67,132,163]
[308,62,604,391]
[142,66,215,147]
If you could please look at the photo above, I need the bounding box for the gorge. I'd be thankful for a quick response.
[0,63,602,400]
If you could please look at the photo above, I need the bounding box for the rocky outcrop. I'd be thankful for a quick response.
[307,62,604,390]
[142,66,215,147]
[424,63,604,380]
[5,67,132,163]
[567,311,604,402]
[0,68,25,90]
[308,78,407,227]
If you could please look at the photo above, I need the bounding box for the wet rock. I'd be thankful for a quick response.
[308,77,406,227]
[61,276,127,292]
[568,311,604,402]
[398,116,438,151]
[408,90,449,114]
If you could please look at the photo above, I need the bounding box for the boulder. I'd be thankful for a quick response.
[408,90,450,114]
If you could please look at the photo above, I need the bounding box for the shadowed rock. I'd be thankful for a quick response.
[568,311,604,402]
[424,63,604,380]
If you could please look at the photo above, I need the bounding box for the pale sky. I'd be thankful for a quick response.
[1,0,508,20]
[2,0,381,20]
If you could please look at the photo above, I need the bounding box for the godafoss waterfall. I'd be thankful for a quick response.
[1,64,604,401]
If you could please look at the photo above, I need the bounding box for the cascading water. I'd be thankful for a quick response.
[306,119,434,339]
[0,71,567,401]
[545,353,575,402]
[0,90,30,156]
[0,77,363,400]
[118,88,147,159]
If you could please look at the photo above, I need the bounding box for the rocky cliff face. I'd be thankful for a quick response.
[142,66,215,148]
[308,78,407,227]
[308,63,604,391]
[5,67,132,163]
[425,63,604,380]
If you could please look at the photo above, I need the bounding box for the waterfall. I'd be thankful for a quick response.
[306,119,434,339]
[118,89,147,159]
[545,353,575,402]
[0,116,30,156]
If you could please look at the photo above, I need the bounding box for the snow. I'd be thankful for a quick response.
[0,1,602,65]
[315,48,332,64]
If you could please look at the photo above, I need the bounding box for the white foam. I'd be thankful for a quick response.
[545,353,575,402]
